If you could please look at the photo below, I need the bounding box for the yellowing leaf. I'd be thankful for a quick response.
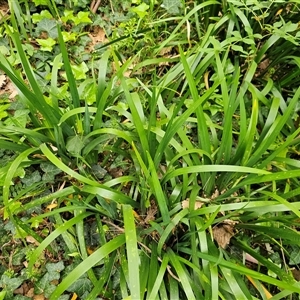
[246,275,273,299]
[70,293,78,300]
[46,203,58,211]
[36,37,56,52]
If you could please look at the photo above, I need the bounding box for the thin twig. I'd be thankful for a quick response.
[109,0,114,14]
[91,0,102,14]
[90,0,96,11]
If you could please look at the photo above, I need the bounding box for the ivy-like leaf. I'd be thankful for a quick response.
[32,10,53,24]
[289,245,300,265]
[0,103,10,120]
[66,277,93,296]
[71,62,89,80]
[40,162,61,181]
[73,11,92,25]
[62,31,77,42]
[66,135,84,157]
[36,19,58,39]
[12,248,27,265]
[72,0,90,8]
[161,0,182,15]
[132,3,149,19]
[21,170,41,186]
[91,164,107,179]
[35,273,52,294]
[0,274,23,291]
[36,37,57,52]
[46,261,65,275]
[36,261,65,295]
[4,109,30,127]
[78,79,96,105]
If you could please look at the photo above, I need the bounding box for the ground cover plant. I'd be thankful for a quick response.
[1,0,300,299]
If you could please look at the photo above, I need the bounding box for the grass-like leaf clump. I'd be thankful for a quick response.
[1,0,300,299]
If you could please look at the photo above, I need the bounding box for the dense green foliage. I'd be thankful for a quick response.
[1,0,300,299]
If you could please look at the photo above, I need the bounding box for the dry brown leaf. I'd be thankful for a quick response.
[0,78,18,99]
[14,282,32,296]
[222,219,238,226]
[144,201,158,224]
[210,189,219,200]
[123,70,131,78]
[13,286,24,295]
[159,46,173,56]
[0,1,9,21]
[258,58,270,72]
[292,269,300,281]
[87,26,108,51]
[51,279,59,285]
[26,236,40,246]
[181,199,203,210]
[213,225,234,249]
[213,220,238,249]
[0,74,6,88]
[33,294,45,300]
[26,288,34,297]
[109,167,123,178]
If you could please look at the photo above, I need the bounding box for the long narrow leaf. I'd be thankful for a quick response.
[50,234,125,299]
[123,205,140,299]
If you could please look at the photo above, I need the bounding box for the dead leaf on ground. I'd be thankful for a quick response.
[222,219,238,226]
[87,26,108,52]
[292,269,300,281]
[109,167,123,178]
[26,288,35,297]
[14,281,33,296]
[255,58,271,77]
[0,1,9,20]
[213,220,238,249]
[0,74,6,88]
[0,76,19,99]
[210,189,219,200]
[33,294,45,300]
[159,46,173,56]
[144,200,158,224]
[181,199,203,210]
[258,58,270,71]
[13,285,24,295]
[26,236,40,246]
